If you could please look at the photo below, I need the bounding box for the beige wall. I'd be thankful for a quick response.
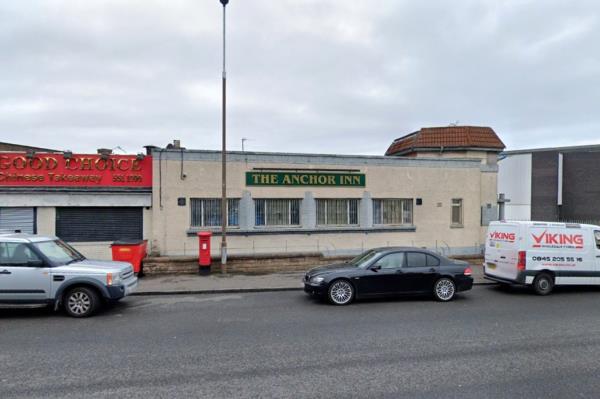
[152,151,498,257]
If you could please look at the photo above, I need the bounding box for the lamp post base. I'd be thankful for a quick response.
[220,244,227,274]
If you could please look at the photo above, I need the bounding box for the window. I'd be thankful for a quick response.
[33,240,84,265]
[190,198,239,227]
[406,252,428,268]
[595,231,600,250]
[316,199,359,226]
[375,252,405,269]
[451,198,463,226]
[0,242,40,266]
[373,199,413,225]
[427,254,440,266]
[255,199,301,226]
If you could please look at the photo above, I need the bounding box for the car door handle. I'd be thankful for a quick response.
[429,268,436,272]
[0,269,11,275]
[500,256,506,259]
[395,270,404,274]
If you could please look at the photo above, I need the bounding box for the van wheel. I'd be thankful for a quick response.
[533,273,554,296]
[64,287,100,317]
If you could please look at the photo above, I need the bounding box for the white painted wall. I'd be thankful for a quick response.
[498,153,532,220]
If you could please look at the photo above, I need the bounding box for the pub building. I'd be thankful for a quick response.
[150,126,505,259]
[0,146,152,259]
[0,126,505,261]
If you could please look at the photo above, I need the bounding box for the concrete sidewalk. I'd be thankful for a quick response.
[134,263,490,295]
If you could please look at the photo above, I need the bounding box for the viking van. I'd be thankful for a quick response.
[484,221,600,295]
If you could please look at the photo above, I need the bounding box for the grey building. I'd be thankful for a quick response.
[498,144,600,223]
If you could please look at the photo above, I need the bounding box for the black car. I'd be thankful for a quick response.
[304,247,473,305]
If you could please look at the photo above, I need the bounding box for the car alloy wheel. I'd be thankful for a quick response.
[434,278,456,301]
[328,280,354,305]
[64,287,99,317]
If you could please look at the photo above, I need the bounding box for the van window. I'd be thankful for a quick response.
[595,231,600,250]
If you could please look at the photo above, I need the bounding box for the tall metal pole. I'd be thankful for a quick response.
[220,0,229,274]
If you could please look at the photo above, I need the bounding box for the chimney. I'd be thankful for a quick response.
[97,148,112,156]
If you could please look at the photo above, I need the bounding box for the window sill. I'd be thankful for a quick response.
[450,224,464,229]
[188,226,240,233]
[186,226,417,236]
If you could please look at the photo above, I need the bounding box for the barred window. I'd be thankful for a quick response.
[255,199,301,226]
[316,199,359,226]
[451,198,463,225]
[190,198,239,227]
[373,199,413,225]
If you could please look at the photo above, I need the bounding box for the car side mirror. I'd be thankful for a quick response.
[371,264,381,271]
[27,259,44,267]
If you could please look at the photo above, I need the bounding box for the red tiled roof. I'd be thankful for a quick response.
[385,126,505,156]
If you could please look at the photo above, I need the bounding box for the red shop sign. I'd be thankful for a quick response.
[0,153,152,187]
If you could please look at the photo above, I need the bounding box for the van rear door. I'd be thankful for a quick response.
[485,222,520,281]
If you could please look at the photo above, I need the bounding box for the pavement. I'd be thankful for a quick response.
[135,262,489,295]
[3,286,600,398]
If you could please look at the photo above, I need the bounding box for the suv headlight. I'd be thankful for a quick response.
[310,276,325,284]
[107,273,123,286]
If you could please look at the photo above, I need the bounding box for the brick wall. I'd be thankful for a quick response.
[142,253,352,275]
[142,253,483,275]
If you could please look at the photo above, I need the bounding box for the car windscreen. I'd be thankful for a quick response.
[33,240,85,265]
[349,250,380,268]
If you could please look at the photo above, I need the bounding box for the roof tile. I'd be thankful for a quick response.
[385,126,505,156]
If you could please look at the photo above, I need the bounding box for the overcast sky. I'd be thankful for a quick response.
[1,0,600,155]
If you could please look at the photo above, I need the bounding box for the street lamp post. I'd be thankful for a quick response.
[219,0,229,274]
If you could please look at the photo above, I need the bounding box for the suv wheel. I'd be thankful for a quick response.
[64,287,99,318]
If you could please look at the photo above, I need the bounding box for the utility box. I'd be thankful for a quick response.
[198,232,212,274]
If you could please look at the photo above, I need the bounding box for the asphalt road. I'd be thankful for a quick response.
[2,285,600,399]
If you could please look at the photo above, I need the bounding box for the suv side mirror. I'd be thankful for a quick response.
[27,259,44,267]
[371,264,381,271]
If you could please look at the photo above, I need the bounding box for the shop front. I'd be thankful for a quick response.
[0,152,152,259]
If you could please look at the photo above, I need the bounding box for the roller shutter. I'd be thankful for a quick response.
[0,207,35,234]
[56,207,142,242]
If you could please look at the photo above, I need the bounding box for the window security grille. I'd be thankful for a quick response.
[373,199,413,225]
[190,198,239,227]
[254,199,301,226]
[316,199,359,226]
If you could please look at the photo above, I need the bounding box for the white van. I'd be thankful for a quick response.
[484,221,600,295]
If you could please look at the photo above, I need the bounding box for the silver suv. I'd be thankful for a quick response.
[0,233,138,317]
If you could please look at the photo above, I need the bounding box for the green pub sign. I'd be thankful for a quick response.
[246,171,365,187]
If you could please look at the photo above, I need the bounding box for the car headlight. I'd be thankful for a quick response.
[107,273,123,286]
[310,276,325,284]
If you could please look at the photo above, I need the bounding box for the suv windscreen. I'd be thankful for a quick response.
[33,240,85,265]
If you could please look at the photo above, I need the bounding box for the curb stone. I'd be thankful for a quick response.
[132,281,497,296]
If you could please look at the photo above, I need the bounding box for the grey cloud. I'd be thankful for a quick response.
[1,0,599,154]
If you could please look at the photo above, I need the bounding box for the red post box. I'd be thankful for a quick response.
[198,231,212,274]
